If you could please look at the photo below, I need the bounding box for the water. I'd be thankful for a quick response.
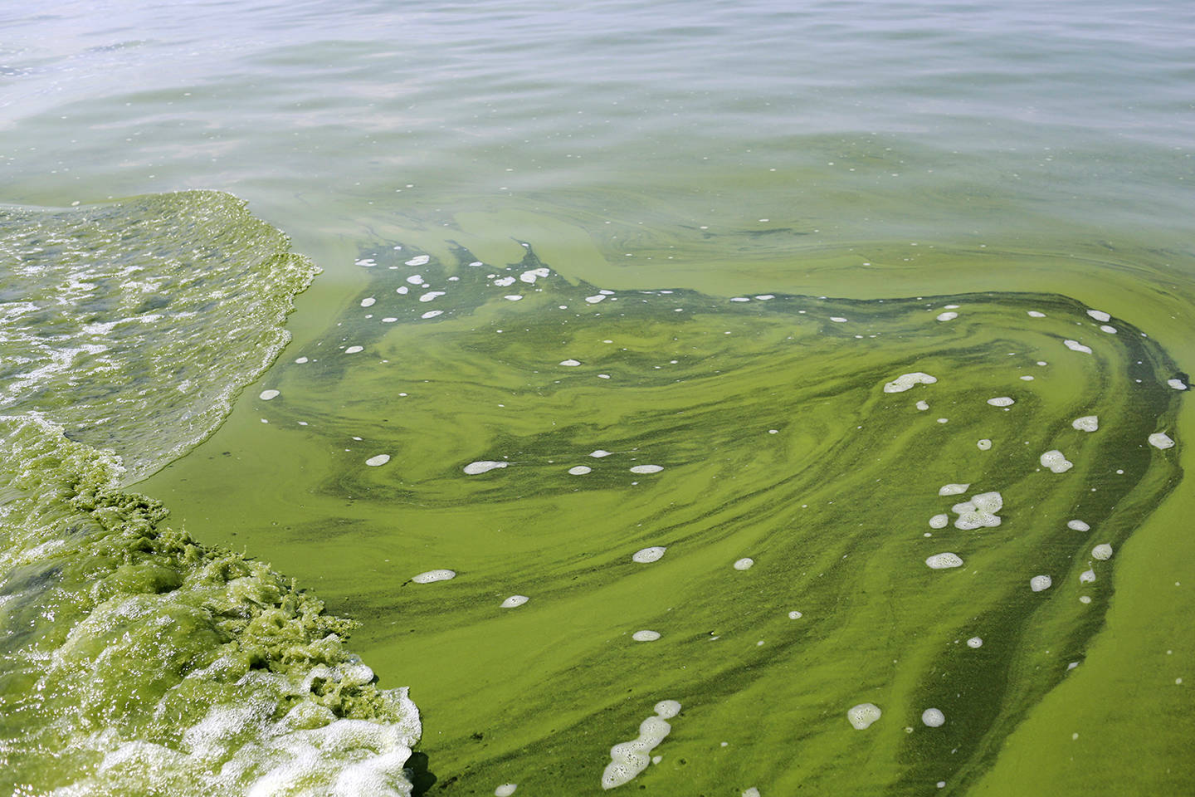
[2,1,1193,794]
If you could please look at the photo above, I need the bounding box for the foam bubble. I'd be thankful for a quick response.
[503,295,523,302]
[1064,340,1092,354]
[520,268,550,283]
[396,286,409,294]
[420,310,443,319]
[939,483,970,496]
[884,372,938,393]
[830,317,848,323]
[929,514,949,529]
[788,611,803,620]
[501,596,529,608]
[295,357,309,364]
[366,454,391,467]
[560,359,581,367]
[1040,450,1073,473]
[590,450,612,458]
[412,569,455,584]
[405,275,423,285]
[345,346,364,354]
[1092,544,1113,561]
[1080,569,1096,584]
[847,703,882,730]
[987,397,1014,407]
[633,547,666,563]
[966,637,983,648]
[601,701,681,789]
[733,558,755,571]
[630,465,663,474]
[259,389,280,401]
[419,291,445,302]
[1067,520,1090,532]
[405,255,430,266]
[1100,325,1117,334]
[921,708,946,727]
[926,553,963,570]
[1030,575,1052,592]
[361,297,376,308]
[1086,309,1111,322]
[568,465,592,475]
[464,461,508,475]
[1149,432,1175,450]
[977,439,992,450]
[742,789,761,797]
[937,312,958,321]
[953,491,1002,529]
[916,400,930,411]
[586,295,606,304]
[1072,416,1099,432]
[495,785,518,797]
[494,276,516,287]
[1028,311,1046,318]
[1168,378,1188,391]
[632,630,661,642]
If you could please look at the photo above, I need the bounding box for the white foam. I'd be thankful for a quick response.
[382,317,397,323]
[560,359,581,367]
[953,491,1003,529]
[966,637,983,648]
[295,357,309,364]
[987,397,1014,407]
[1092,543,1113,561]
[1028,311,1046,318]
[1030,575,1052,592]
[1080,569,1097,584]
[412,569,455,584]
[1168,378,1188,391]
[520,268,550,283]
[503,295,523,302]
[495,785,518,797]
[366,455,391,467]
[568,465,592,475]
[1149,432,1175,450]
[464,461,507,475]
[847,703,881,730]
[355,258,376,267]
[936,312,958,321]
[1067,520,1090,532]
[731,297,750,303]
[1086,309,1111,322]
[926,553,964,570]
[586,295,606,304]
[1064,340,1092,354]
[632,630,661,642]
[632,547,666,563]
[345,346,364,354]
[977,439,992,451]
[733,558,755,571]
[1072,416,1099,432]
[420,310,443,319]
[419,291,445,302]
[742,789,761,797]
[396,286,409,294]
[916,400,929,411]
[1040,450,1073,473]
[405,275,424,285]
[1100,325,1117,334]
[630,465,663,474]
[830,316,847,323]
[921,708,946,727]
[601,702,681,789]
[755,295,775,300]
[938,483,970,496]
[501,596,529,608]
[1020,375,1034,381]
[259,389,280,401]
[788,611,803,620]
[405,255,430,266]
[360,298,376,308]
[883,372,938,393]
[590,450,612,458]
[929,514,949,529]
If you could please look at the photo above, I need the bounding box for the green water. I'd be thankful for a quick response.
[3,0,1195,794]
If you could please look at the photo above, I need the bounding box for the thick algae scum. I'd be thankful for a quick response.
[150,241,1186,793]
[0,193,420,796]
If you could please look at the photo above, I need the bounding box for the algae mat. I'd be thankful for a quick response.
[144,240,1188,794]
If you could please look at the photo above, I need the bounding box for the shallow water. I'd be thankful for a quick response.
[2,0,1194,794]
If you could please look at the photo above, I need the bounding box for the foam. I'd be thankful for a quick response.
[418,291,444,303]
[568,466,592,475]
[630,464,664,474]
[938,483,970,496]
[1030,575,1052,592]
[883,372,937,393]
[1067,520,1090,531]
[633,547,667,563]
[987,397,1014,407]
[966,637,983,648]
[632,630,661,642]
[847,703,882,730]
[952,491,1002,530]
[1168,378,1188,390]
[1086,309,1111,322]
[586,295,607,304]
[1064,340,1092,354]
[412,569,455,583]
[830,317,848,323]
[361,297,376,308]
[601,701,681,789]
[504,295,523,301]
[733,558,755,571]
[916,400,929,411]
[1080,569,1096,584]
[929,514,949,529]
[1072,416,1099,432]
[405,255,430,266]
[743,789,761,797]
[1100,325,1117,334]
[345,346,364,354]
[259,389,280,401]
[936,311,958,321]
[926,553,963,569]
[496,785,518,796]
[1092,544,1113,561]
[788,611,803,619]
[366,454,391,467]
[520,268,550,283]
[295,357,309,364]
[977,439,992,450]
[1028,311,1046,318]
[501,596,529,608]
[590,450,612,458]
[420,310,443,319]
[493,276,516,287]
[922,708,946,727]
[1040,450,1073,473]
[464,461,508,475]
[560,359,581,366]
[1149,432,1175,450]
[405,275,423,285]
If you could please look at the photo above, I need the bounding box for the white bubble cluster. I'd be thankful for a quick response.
[1072,416,1099,432]
[1067,520,1090,532]
[926,553,964,570]
[632,547,667,563]
[883,372,938,393]
[921,708,946,727]
[938,483,970,496]
[1086,309,1111,322]
[412,569,456,584]
[501,595,529,608]
[1064,340,1092,354]
[733,558,755,571]
[630,465,663,474]
[259,389,280,401]
[1149,432,1175,450]
[1040,450,1073,473]
[953,491,1003,530]
[1092,544,1113,561]
[987,397,1015,407]
[601,701,681,789]
[464,461,508,475]
[365,454,391,467]
[1030,575,1052,592]
[977,439,992,450]
[847,703,882,730]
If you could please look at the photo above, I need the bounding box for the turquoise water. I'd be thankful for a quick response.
[2,1,1194,794]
